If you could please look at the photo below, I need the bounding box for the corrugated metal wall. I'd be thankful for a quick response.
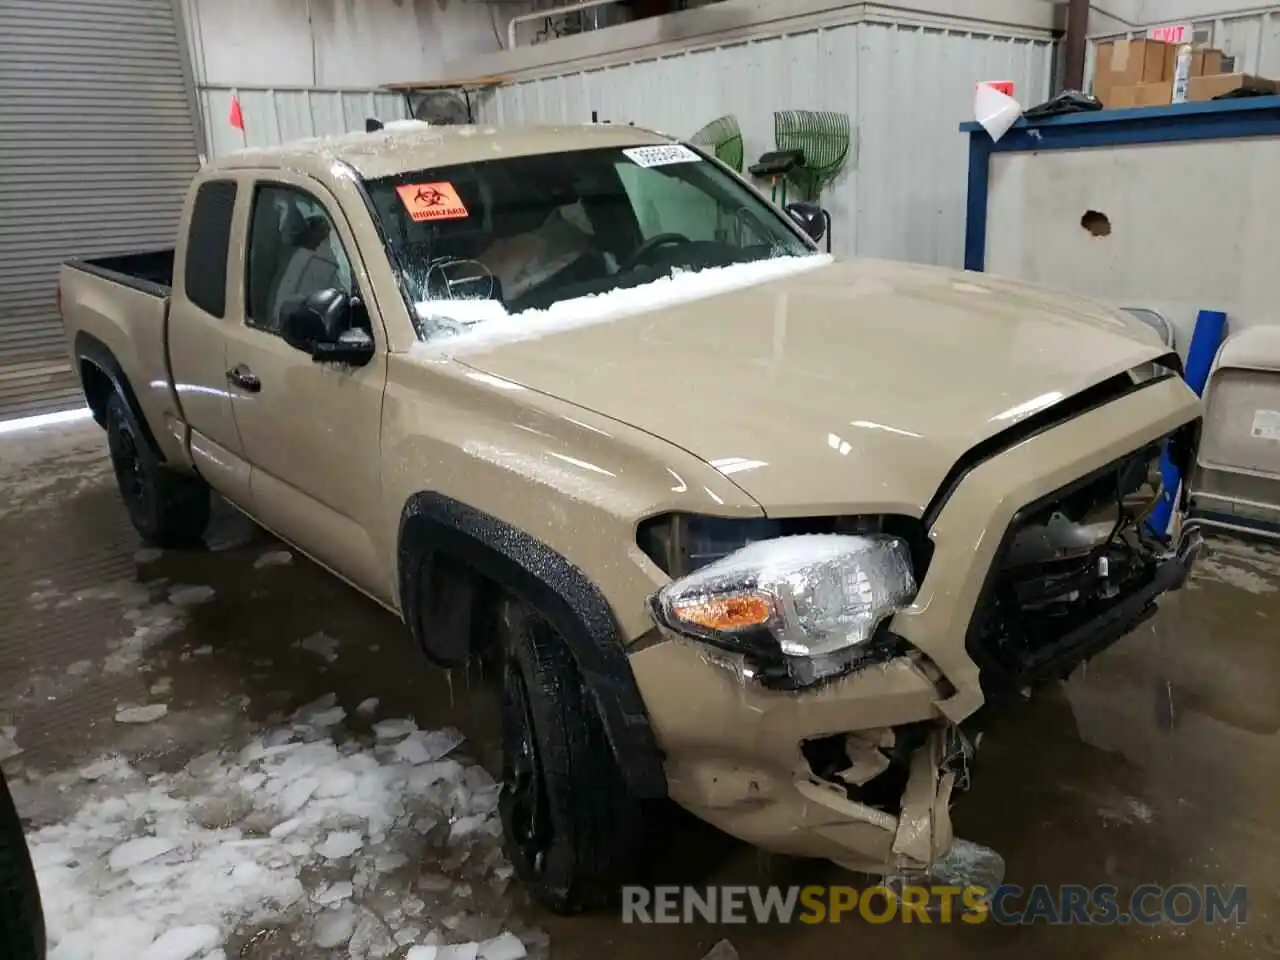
[200,86,409,158]
[0,0,201,419]
[1088,7,1280,82]
[479,21,1055,269]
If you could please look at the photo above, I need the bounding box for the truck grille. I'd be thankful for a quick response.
[964,420,1200,694]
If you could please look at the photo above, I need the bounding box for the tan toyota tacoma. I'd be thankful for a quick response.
[59,122,1204,912]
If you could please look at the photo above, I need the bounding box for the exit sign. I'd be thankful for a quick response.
[1148,23,1192,44]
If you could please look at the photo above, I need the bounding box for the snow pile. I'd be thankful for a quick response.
[9,579,212,711]
[0,725,22,761]
[22,696,533,960]
[411,253,834,357]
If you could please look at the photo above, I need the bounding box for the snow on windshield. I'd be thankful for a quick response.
[410,253,834,358]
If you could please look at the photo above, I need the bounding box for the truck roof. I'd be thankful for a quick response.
[211,122,676,181]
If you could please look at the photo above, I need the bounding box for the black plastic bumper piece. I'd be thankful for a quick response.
[1020,525,1202,686]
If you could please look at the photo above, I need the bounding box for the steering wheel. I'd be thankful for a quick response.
[621,232,692,271]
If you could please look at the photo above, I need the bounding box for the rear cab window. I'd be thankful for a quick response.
[183,180,238,318]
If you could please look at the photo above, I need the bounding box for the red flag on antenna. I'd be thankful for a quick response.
[228,95,245,132]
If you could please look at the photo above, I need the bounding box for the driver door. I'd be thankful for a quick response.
[223,174,389,596]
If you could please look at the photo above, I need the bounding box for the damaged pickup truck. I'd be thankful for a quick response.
[59,123,1204,913]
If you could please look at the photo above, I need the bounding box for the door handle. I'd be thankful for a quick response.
[226,364,261,393]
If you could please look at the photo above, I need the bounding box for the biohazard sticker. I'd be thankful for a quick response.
[395,182,469,222]
[621,144,702,168]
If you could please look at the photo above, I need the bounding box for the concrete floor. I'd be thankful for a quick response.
[2,419,1279,959]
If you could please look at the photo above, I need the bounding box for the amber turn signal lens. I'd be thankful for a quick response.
[670,593,772,631]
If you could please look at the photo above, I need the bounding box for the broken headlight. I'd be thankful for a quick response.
[648,534,917,689]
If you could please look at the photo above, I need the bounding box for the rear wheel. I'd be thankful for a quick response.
[497,602,642,914]
[105,392,210,548]
[0,765,46,960]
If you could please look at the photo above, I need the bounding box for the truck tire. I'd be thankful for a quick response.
[497,604,642,914]
[0,765,46,960]
[105,392,210,548]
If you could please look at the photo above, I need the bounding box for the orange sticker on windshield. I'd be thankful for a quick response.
[395,182,469,222]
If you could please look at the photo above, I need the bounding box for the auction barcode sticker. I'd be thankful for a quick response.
[622,144,702,168]
[1252,409,1280,441]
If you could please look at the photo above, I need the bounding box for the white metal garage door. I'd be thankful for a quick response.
[0,0,200,419]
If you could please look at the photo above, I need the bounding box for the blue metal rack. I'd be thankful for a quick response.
[958,95,1280,273]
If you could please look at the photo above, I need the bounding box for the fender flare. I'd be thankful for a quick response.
[397,491,667,800]
[73,331,165,462]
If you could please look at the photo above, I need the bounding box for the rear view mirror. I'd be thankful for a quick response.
[281,288,375,366]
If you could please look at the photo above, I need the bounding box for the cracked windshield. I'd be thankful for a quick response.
[363,144,814,336]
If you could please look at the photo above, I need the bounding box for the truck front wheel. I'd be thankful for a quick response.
[498,602,643,914]
[105,392,210,548]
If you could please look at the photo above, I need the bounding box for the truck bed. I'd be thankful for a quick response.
[59,248,187,466]
[67,249,174,297]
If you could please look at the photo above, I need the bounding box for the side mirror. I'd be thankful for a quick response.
[312,327,376,366]
[280,288,375,366]
[785,200,828,244]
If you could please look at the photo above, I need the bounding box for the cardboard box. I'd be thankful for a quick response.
[1093,38,1173,105]
[1106,85,1138,108]
[1192,48,1225,76]
[1096,38,1172,84]
[1187,72,1278,101]
[1134,79,1174,105]
[1106,79,1175,108]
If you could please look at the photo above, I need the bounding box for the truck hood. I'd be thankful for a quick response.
[452,258,1169,517]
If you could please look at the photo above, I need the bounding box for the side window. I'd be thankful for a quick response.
[244,183,354,334]
[184,180,237,318]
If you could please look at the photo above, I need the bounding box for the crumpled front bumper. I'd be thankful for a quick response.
[629,639,953,873]
[628,375,1204,875]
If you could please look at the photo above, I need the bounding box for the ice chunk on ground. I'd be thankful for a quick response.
[298,631,340,663]
[0,725,22,761]
[478,932,527,960]
[116,703,169,724]
[356,698,379,717]
[349,906,397,958]
[395,728,464,765]
[28,701,512,960]
[407,948,439,960]
[277,777,319,817]
[79,756,130,781]
[436,944,480,960]
[372,718,417,741]
[373,851,408,873]
[253,550,293,569]
[169,584,216,607]
[268,817,302,839]
[313,904,358,948]
[316,830,364,860]
[109,836,179,871]
[701,940,739,960]
[307,706,346,728]
[140,924,221,960]
[396,926,423,946]
[312,881,353,905]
